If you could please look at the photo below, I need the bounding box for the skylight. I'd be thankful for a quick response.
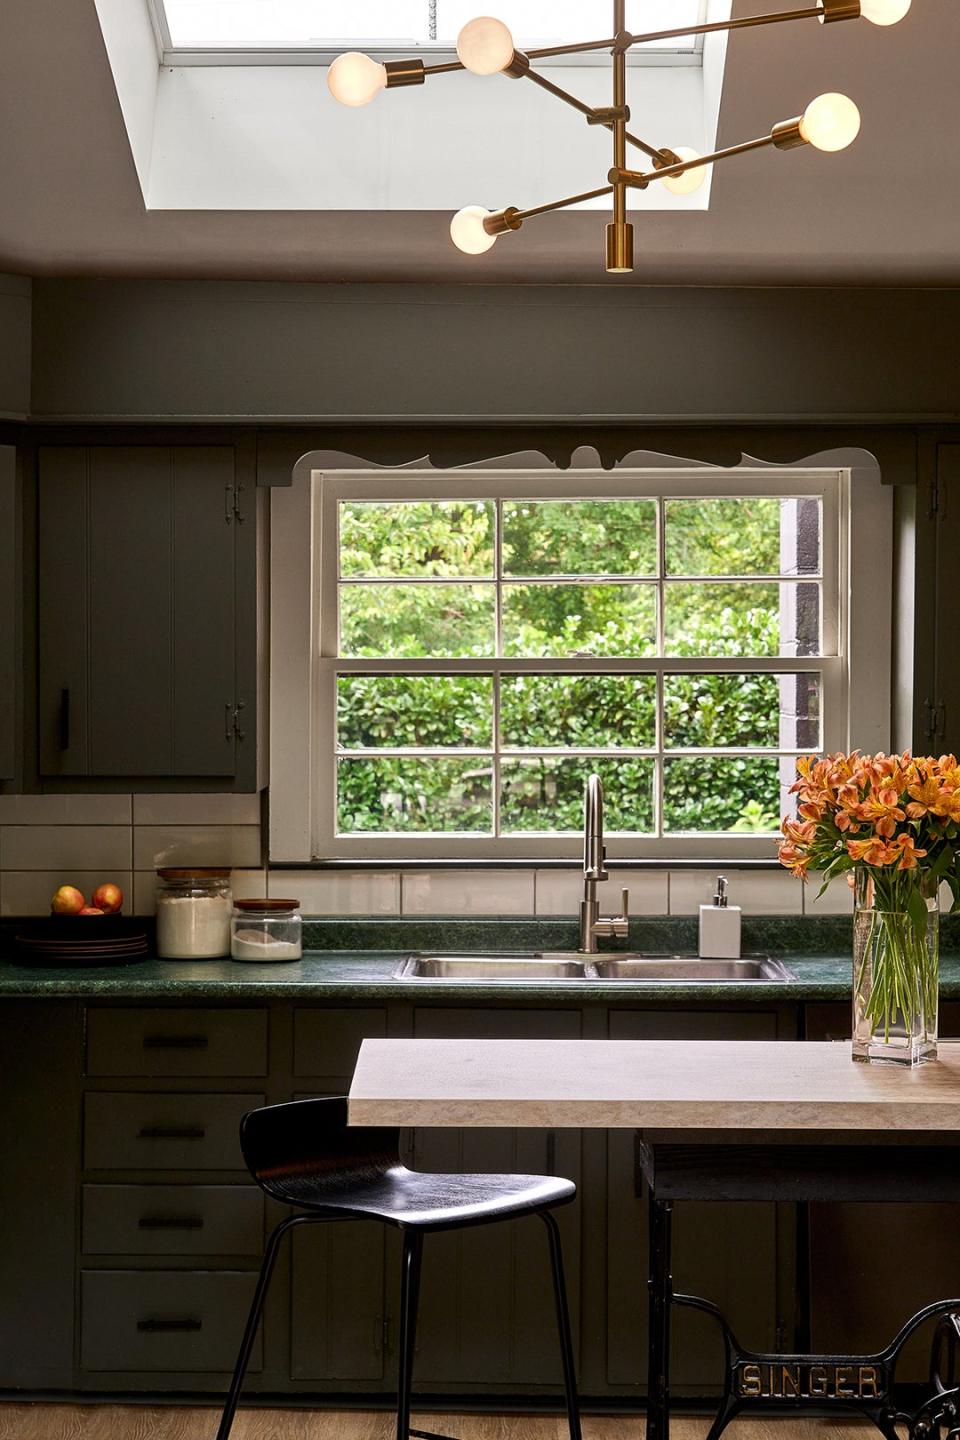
[154,0,706,58]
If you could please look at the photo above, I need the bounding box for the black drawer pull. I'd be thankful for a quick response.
[138,1215,205,1231]
[136,1317,203,1334]
[137,1126,206,1141]
[142,1034,210,1050]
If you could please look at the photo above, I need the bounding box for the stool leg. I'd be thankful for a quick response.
[540,1209,583,1440]
[647,1197,674,1440]
[397,1228,424,1440]
[216,1213,302,1440]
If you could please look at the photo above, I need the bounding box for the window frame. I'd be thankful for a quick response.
[302,466,850,861]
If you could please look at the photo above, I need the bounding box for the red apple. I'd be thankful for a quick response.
[78,906,105,916]
[51,885,85,915]
[91,882,123,914]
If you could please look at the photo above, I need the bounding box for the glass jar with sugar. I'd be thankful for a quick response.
[230,898,302,962]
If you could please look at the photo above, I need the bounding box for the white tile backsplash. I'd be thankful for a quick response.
[669,870,803,916]
[1,871,134,918]
[133,793,261,826]
[803,876,855,914]
[535,869,668,917]
[401,869,535,916]
[0,794,131,825]
[272,869,400,917]
[133,825,262,870]
[1,825,132,871]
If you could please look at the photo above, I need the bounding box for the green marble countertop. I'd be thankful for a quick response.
[2,949,959,1004]
[2,915,957,1004]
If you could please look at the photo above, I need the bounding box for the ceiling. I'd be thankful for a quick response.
[0,0,957,284]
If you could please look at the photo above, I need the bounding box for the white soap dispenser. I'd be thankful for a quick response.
[699,875,741,959]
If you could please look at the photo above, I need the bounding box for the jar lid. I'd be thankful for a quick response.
[234,897,300,912]
[157,868,231,880]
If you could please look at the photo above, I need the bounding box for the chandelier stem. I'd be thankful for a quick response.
[524,71,668,163]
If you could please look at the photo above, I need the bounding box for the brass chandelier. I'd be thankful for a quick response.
[327,0,910,274]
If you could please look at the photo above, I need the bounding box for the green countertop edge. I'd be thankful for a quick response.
[2,914,959,1003]
[3,951,960,1004]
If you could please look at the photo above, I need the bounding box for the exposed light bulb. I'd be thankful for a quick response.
[661,147,709,195]
[859,0,911,22]
[456,17,516,75]
[450,206,498,255]
[799,93,861,151]
[327,52,387,107]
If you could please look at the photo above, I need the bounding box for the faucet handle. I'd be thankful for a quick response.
[619,887,629,921]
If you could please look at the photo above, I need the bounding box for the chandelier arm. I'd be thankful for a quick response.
[526,37,619,59]
[524,70,670,163]
[511,186,615,223]
[612,131,786,189]
[625,5,841,49]
[421,60,466,75]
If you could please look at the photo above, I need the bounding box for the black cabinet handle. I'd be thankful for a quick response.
[136,1317,202,1334]
[138,1215,205,1231]
[142,1034,209,1050]
[59,688,70,750]
[137,1126,206,1141]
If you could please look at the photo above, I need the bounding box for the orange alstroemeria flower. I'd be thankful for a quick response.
[890,834,928,871]
[905,776,948,819]
[857,787,906,839]
[846,836,897,867]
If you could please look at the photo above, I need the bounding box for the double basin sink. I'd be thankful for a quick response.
[393,953,796,983]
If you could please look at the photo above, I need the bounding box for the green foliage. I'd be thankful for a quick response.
[335,498,799,837]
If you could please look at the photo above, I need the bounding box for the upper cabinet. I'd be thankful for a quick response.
[37,445,256,786]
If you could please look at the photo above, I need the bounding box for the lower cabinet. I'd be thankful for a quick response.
[290,1219,388,1383]
[80,1270,262,1374]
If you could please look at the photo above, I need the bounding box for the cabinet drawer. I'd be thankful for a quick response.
[86,1007,268,1077]
[84,1092,261,1171]
[81,1270,261,1373]
[294,1007,387,1077]
[82,1185,263,1256]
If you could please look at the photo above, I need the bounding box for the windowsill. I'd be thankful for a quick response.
[269,856,784,870]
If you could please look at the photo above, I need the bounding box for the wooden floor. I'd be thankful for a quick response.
[0,1409,874,1440]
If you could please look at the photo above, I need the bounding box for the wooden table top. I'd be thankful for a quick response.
[348,1038,960,1131]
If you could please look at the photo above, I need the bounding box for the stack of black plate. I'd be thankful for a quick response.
[13,915,150,966]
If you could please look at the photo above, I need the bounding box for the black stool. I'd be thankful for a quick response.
[216,1096,582,1440]
[640,1139,960,1440]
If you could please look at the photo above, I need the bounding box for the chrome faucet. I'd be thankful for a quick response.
[578,773,629,953]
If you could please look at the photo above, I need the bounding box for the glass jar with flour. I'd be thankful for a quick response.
[156,869,233,959]
[231,898,302,962]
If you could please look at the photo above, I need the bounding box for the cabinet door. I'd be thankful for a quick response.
[408,1008,583,1388]
[38,446,240,778]
[606,1010,781,1395]
[0,446,15,779]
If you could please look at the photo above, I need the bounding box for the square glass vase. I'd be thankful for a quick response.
[852,867,939,1067]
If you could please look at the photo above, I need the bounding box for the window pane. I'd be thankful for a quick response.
[663,673,821,750]
[500,674,656,749]
[502,584,656,658]
[340,501,494,578]
[663,756,781,832]
[337,757,492,833]
[337,675,493,749]
[664,497,821,577]
[340,583,495,658]
[663,582,820,657]
[502,500,656,577]
[500,757,654,833]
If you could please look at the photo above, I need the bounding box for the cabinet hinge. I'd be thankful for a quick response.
[225,482,245,524]
[924,698,946,742]
[225,700,247,743]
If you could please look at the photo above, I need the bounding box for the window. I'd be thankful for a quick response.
[306,470,848,860]
[152,0,706,61]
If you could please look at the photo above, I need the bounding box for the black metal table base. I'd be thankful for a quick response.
[647,1195,960,1440]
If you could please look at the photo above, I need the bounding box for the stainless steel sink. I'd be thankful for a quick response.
[393,953,795,983]
[590,954,795,982]
[393,954,589,981]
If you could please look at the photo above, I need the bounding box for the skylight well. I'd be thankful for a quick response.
[153,0,706,62]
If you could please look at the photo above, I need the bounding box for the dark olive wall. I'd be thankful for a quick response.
[0,275,31,420]
[23,278,960,426]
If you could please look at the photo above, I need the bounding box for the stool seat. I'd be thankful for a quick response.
[259,1163,576,1229]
